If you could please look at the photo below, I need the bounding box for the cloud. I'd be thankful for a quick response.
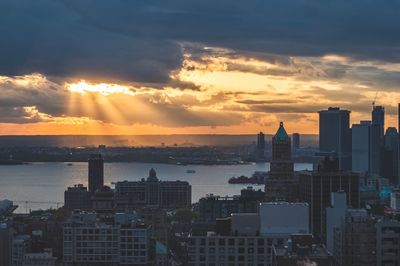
[0,74,245,127]
[1,0,400,84]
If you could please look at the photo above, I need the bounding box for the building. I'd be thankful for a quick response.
[265,122,297,202]
[381,127,399,185]
[299,157,360,240]
[292,133,300,154]
[88,154,104,193]
[90,185,114,213]
[390,191,400,211]
[319,107,352,171]
[372,105,385,140]
[114,168,191,209]
[352,121,381,175]
[0,223,13,266]
[196,187,264,223]
[256,132,266,161]
[64,184,91,210]
[333,209,376,266]
[187,202,310,266]
[259,202,309,236]
[22,249,56,266]
[272,234,333,266]
[325,192,348,253]
[13,235,32,266]
[63,212,150,265]
[376,219,400,266]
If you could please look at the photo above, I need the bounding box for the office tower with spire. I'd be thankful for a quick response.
[88,154,104,193]
[265,122,297,202]
[319,107,352,171]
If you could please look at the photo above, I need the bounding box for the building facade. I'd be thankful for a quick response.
[319,107,352,171]
[63,212,150,265]
[352,121,381,175]
[299,161,360,240]
[114,168,191,209]
[333,209,376,266]
[265,122,297,202]
[188,203,309,266]
[88,154,104,193]
[196,187,264,223]
[64,184,91,210]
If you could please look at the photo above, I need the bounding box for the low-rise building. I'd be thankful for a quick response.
[63,212,150,265]
[22,249,56,266]
[187,202,310,266]
[272,234,333,266]
[376,219,400,266]
[64,184,91,210]
[196,187,264,223]
[114,168,191,210]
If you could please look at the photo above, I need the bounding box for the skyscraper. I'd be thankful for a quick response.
[299,157,360,240]
[351,121,381,175]
[319,107,352,171]
[88,154,104,193]
[372,105,385,139]
[265,122,297,202]
[381,127,399,184]
[292,133,300,151]
[256,132,265,161]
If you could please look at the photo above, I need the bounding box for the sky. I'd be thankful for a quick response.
[0,0,400,135]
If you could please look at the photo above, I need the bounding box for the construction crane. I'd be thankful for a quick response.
[372,91,379,108]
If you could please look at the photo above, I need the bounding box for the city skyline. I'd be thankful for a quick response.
[1,1,400,135]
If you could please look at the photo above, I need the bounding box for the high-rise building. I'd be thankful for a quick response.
[333,209,376,266]
[372,105,385,139]
[351,121,381,175]
[397,103,400,180]
[256,132,266,161]
[319,107,352,171]
[114,168,191,209]
[265,122,297,202]
[299,157,360,240]
[381,127,399,184]
[292,133,300,154]
[88,154,104,193]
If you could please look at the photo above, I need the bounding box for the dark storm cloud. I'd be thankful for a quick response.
[1,0,400,83]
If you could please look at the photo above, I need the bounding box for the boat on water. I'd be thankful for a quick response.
[186,170,196,174]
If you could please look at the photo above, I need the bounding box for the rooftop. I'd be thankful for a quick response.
[274,122,289,142]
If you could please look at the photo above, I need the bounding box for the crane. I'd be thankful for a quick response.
[372,91,379,108]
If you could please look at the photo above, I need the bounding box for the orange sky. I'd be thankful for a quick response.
[0,51,399,135]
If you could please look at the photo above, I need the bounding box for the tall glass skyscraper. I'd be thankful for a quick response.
[319,107,352,171]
